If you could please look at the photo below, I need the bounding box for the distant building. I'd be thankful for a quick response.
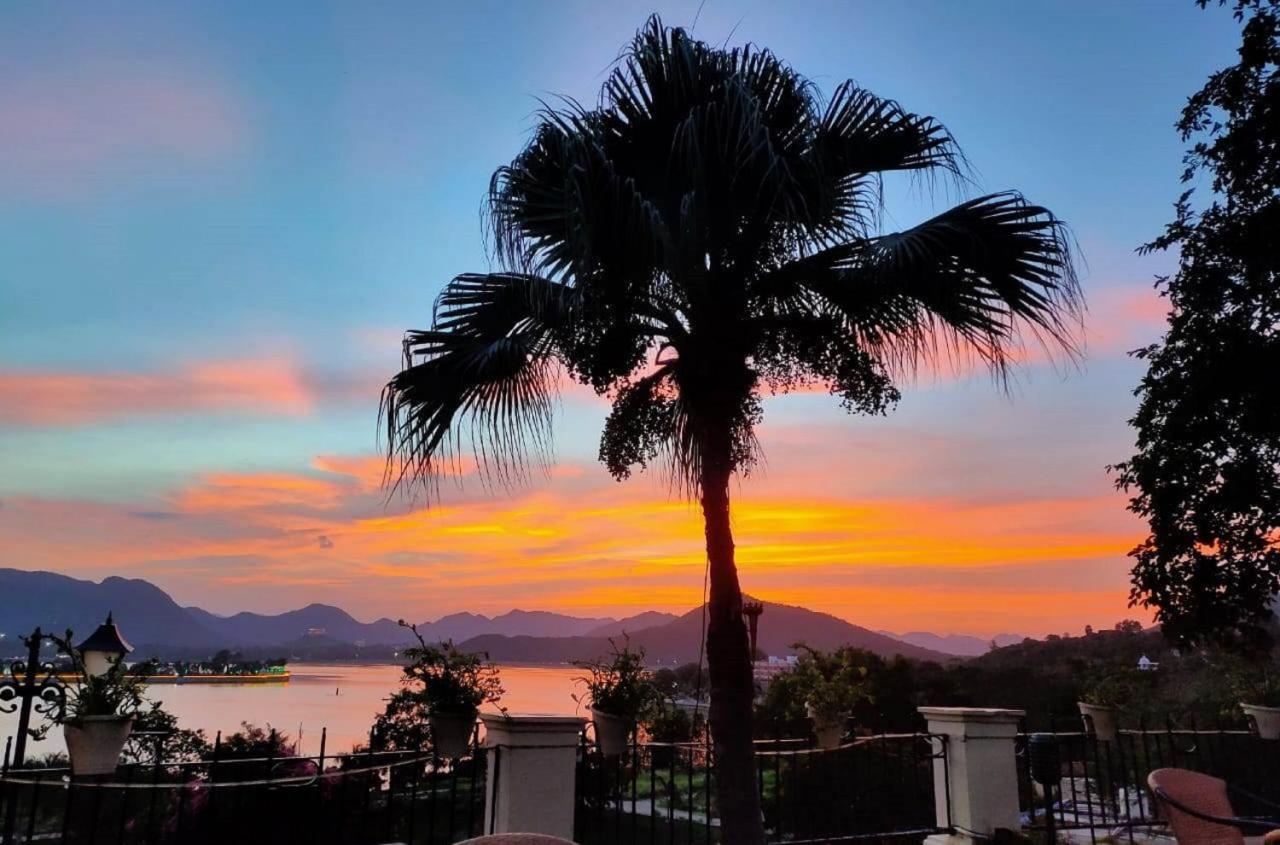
[754,653,800,685]
[1137,655,1159,671]
[306,627,326,637]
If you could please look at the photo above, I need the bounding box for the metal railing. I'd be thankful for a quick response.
[575,732,950,844]
[0,729,487,845]
[1017,716,1280,844]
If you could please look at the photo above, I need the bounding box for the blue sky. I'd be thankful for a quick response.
[0,2,1246,633]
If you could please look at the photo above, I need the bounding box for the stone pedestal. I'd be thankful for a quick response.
[918,707,1025,845]
[480,714,586,840]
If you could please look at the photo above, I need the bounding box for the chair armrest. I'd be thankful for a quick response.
[1154,787,1280,836]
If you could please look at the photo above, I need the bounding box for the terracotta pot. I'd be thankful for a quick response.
[1078,702,1118,743]
[807,705,848,749]
[590,708,632,756]
[64,715,133,776]
[429,710,477,758]
[1241,703,1280,740]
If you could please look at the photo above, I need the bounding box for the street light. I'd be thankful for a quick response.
[75,613,133,677]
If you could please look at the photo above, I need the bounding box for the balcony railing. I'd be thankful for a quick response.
[574,732,950,844]
[0,735,486,845]
[1017,716,1280,843]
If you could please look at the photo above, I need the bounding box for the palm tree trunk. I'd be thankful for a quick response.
[701,453,765,844]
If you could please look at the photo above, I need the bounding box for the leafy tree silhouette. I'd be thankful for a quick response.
[1114,0,1280,652]
[382,17,1080,841]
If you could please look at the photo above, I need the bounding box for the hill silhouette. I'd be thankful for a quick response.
[0,568,950,663]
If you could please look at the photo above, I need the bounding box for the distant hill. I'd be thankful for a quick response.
[0,568,222,648]
[0,568,952,664]
[185,604,407,647]
[585,612,679,638]
[460,598,952,664]
[880,631,1025,657]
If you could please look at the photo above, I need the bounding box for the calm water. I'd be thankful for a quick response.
[1,663,584,760]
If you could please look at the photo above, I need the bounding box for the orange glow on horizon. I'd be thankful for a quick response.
[0,441,1145,637]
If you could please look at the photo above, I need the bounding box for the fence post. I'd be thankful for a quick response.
[918,707,1025,845]
[479,714,585,840]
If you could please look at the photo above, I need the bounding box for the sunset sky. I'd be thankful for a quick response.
[0,2,1244,636]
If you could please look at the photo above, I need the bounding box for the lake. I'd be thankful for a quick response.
[1,663,585,760]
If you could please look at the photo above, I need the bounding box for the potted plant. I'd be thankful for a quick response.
[398,621,504,758]
[1236,671,1280,740]
[576,639,654,756]
[54,633,145,776]
[793,645,868,749]
[1078,667,1134,743]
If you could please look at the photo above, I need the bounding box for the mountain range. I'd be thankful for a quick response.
[0,568,990,662]
[878,630,1026,657]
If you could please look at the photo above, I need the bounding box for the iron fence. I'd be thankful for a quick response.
[0,731,486,845]
[1017,716,1280,844]
[574,732,949,844]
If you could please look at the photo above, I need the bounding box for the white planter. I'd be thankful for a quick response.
[590,708,632,756]
[428,710,477,758]
[1078,702,1118,743]
[807,705,848,749]
[64,715,133,776]
[1241,703,1280,740]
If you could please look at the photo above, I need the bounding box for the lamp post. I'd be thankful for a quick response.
[75,613,133,678]
[742,601,764,662]
[0,629,66,769]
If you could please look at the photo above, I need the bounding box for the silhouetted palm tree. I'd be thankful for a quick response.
[383,18,1081,843]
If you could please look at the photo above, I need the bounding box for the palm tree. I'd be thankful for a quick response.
[383,18,1080,843]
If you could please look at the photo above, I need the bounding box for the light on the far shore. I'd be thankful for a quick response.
[76,612,134,677]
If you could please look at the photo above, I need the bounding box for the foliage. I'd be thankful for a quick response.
[370,621,503,752]
[370,686,434,753]
[1112,0,1280,651]
[751,629,1280,733]
[213,722,295,759]
[649,662,709,701]
[401,621,504,714]
[122,701,211,764]
[1079,665,1145,708]
[781,645,871,724]
[48,630,145,725]
[643,701,698,744]
[641,697,703,768]
[1233,665,1280,707]
[575,639,655,718]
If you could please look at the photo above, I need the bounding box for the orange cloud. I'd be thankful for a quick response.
[0,437,1143,636]
[0,358,312,426]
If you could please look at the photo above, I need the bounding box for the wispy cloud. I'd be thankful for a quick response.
[0,56,247,199]
[0,358,312,426]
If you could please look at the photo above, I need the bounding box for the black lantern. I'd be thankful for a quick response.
[75,613,133,677]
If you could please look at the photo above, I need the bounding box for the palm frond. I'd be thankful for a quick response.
[800,82,964,240]
[757,192,1083,380]
[813,81,962,180]
[489,110,673,284]
[380,273,577,494]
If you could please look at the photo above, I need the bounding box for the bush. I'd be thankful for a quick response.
[575,638,655,718]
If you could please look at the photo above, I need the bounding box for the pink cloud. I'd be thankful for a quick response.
[0,57,247,198]
[0,357,312,426]
[1085,285,1170,355]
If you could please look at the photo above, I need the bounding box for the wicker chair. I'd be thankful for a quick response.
[1148,768,1280,845]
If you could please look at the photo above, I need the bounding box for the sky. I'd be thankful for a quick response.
[0,2,1246,637]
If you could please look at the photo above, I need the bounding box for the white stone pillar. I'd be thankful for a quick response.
[918,707,1025,845]
[480,714,586,840]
